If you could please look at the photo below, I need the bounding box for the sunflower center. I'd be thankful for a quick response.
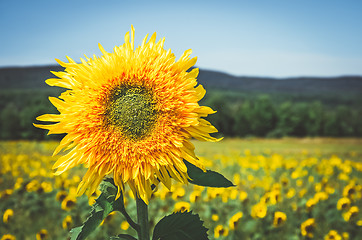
[106,86,158,140]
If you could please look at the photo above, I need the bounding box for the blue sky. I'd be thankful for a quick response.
[0,0,361,77]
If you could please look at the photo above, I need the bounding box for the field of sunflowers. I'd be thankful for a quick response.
[1,138,361,240]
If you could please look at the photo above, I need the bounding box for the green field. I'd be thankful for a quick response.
[1,138,361,239]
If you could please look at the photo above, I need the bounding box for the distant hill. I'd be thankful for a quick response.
[1,65,362,96]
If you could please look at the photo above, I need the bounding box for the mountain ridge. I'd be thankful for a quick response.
[1,65,362,95]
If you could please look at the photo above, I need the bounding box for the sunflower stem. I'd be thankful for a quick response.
[136,197,149,240]
[120,205,140,232]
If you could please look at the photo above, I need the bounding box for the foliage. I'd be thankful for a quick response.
[184,160,234,188]
[70,179,124,240]
[1,89,362,139]
[152,211,208,240]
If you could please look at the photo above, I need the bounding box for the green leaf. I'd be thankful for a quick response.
[70,178,124,240]
[152,211,209,240]
[184,160,234,188]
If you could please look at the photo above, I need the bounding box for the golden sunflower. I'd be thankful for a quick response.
[273,211,287,227]
[62,215,73,230]
[229,212,243,230]
[1,234,16,240]
[300,218,315,238]
[3,209,14,224]
[36,229,48,240]
[34,26,219,204]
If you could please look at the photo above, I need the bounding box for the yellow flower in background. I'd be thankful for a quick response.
[55,190,68,202]
[214,225,229,238]
[301,218,315,238]
[324,230,342,240]
[342,232,349,240]
[39,182,53,193]
[343,206,359,221]
[273,211,287,227]
[13,177,23,190]
[337,197,351,211]
[286,188,296,199]
[296,179,303,187]
[174,201,190,212]
[306,197,318,212]
[229,212,243,230]
[26,179,39,192]
[61,195,77,211]
[342,183,356,198]
[314,191,329,202]
[3,209,13,224]
[121,221,129,230]
[189,190,202,203]
[280,176,289,187]
[211,214,219,221]
[251,202,267,219]
[36,229,48,240]
[1,234,16,240]
[299,188,307,198]
[171,187,185,200]
[239,191,248,202]
[62,215,73,230]
[34,26,219,204]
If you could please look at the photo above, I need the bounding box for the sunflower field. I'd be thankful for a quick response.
[0,138,361,240]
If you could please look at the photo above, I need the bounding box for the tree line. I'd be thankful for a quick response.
[204,94,362,138]
[0,91,361,140]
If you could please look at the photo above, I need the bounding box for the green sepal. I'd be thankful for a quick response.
[184,160,234,187]
[70,178,123,240]
[152,211,209,240]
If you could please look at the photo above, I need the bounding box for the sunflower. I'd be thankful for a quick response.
[3,209,14,224]
[251,202,267,219]
[214,225,229,238]
[36,229,48,240]
[324,230,342,240]
[273,211,287,227]
[343,206,359,221]
[61,195,77,211]
[1,234,16,240]
[337,197,351,211]
[300,218,315,238]
[174,201,190,212]
[34,26,219,204]
[120,221,129,231]
[62,215,73,230]
[229,212,243,230]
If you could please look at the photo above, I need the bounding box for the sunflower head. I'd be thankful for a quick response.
[61,196,77,211]
[34,26,220,204]
[273,211,287,227]
[251,203,267,219]
[62,215,73,230]
[324,230,342,240]
[1,234,16,240]
[174,201,191,213]
[301,218,315,238]
[229,212,243,230]
[36,229,48,240]
[3,209,14,224]
[214,225,229,238]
